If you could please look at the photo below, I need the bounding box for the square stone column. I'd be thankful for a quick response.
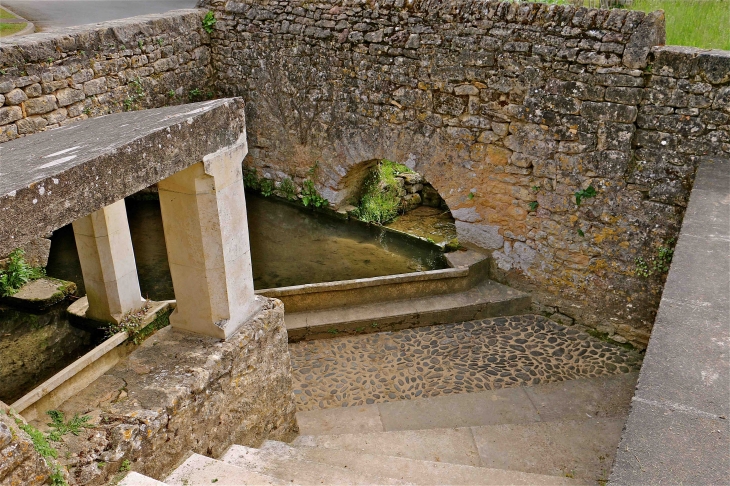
[157,141,257,339]
[72,200,143,323]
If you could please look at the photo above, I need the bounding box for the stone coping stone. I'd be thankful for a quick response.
[33,296,297,486]
[609,157,730,485]
[1,276,76,311]
[0,98,246,256]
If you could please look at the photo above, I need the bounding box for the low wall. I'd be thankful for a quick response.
[204,0,730,347]
[0,404,52,486]
[0,9,213,142]
[35,297,297,485]
[609,156,730,484]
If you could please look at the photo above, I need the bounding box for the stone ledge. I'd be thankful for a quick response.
[30,296,298,486]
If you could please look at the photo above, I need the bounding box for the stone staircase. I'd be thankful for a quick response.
[120,317,641,485]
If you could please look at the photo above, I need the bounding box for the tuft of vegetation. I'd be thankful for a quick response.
[15,419,57,459]
[528,201,539,211]
[120,460,131,472]
[260,178,274,197]
[243,167,261,191]
[0,248,45,297]
[106,301,170,344]
[278,177,297,200]
[635,238,675,278]
[123,77,145,111]
[300,179,328,208]
[574,185,597,206]
[46,410,94,441]
[353,159,409,225]
[202,11,217,34]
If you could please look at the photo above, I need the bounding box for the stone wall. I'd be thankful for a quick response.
[0,403,52,486]
[203,0,730,347]
[0,9,213,142]
[34,297,297,485]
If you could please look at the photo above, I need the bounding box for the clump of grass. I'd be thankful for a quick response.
[46,410,94,441]
[0,248,45,297]
[278,177,297,200]
[354,159,411,225]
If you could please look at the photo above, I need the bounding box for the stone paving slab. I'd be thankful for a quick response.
[289,314,642,412]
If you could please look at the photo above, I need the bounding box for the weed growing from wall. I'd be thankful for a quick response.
[0,249,45,297]
[202,11,216,33]
[575,185,597,206]
[278,177,297,200]
[635,238,676,277]
[354,159,411,225]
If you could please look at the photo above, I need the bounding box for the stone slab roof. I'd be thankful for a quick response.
[0,98,246,255]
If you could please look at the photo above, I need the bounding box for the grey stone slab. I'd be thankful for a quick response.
[165,453,287,486]
[609,400,730,485]
[635,300,730,418]
[524,373,638,422]
[472,418,625,481]
[0,98,246,255]
[294,427,484,467]
[296,404,384,436]
[378,385,540,431]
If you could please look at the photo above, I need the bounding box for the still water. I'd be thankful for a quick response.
[47,193,448,299]
[1,194,446,402]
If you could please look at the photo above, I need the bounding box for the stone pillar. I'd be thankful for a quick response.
[72,200,143,323]
[157,141,257,339]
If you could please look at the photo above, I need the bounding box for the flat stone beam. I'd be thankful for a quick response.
[609,156,730,485]
[0,98,246,256]
[158,142,257,339]
[72,200,142,323]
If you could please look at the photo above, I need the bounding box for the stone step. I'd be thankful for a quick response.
[296,372,639,436]
[285,278,530,341]
[221,443,411,485]
[164,452,287,486]
[260,439,588,485]
[294,416,625,481]
[118,471,166,486]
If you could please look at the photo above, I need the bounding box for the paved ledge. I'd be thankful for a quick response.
[0,98,246,255]
[610,156,730,485]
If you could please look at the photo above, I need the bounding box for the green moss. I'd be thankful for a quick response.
[354,160,406,225]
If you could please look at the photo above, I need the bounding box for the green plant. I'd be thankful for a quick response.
[138,39,144,50]
[531,185,540,193]
[278,177,296,200]
[260,178,274,197]
[157,38,164,46]
[47,57,54,65]
[467,192,475,200]
[15,419,57,459]
[120,460,131,472]
[635,238,675,278]
[327,328,339,335]
[46,410,94,441]
[202,11,217,33]
[0,248,45,297]
[82,107,91,115]
[50,466,67,486]
[528,201,539,211]
[577,228,585,237]
[353,160,404,224]
[97,462,106,469]
[301,179,328,208]
[574,185,597,206]
[243,167,261,191]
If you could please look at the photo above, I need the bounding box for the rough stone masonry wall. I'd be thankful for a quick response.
[204,0,730,347]
[0,9,213,142]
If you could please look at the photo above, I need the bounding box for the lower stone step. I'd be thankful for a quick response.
[285,279,530,341]
[164,452,286,486]
[259,439,587,485]
[294,416,624,482]
[118,471,166,486]
[221,444,410,485]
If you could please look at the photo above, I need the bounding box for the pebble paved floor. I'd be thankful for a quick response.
[289,314,642,411]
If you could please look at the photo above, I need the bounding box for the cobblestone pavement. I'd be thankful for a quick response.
[289,315,643,412]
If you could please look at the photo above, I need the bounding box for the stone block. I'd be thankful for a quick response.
[5,88,28,105]
[23,95,58,115]
[56,88,86,107]
[83,77,108,96]
[581,101,637,123]
[0,106,22,125]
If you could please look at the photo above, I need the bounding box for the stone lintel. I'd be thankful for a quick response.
[0,98,246,256]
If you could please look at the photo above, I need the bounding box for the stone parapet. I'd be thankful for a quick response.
[0,9,213,142]
[35,296,298,485]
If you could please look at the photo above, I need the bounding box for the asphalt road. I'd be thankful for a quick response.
[2,0,198,31]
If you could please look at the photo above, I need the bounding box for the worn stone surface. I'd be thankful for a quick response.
[199,0,730,347]
[0,98,247,256]
[289,315,641,411]
[1,277,76,311]
[0,405,52,486]
[0,10,213,141]
[610,157,730,485]
[35,297,298,486]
